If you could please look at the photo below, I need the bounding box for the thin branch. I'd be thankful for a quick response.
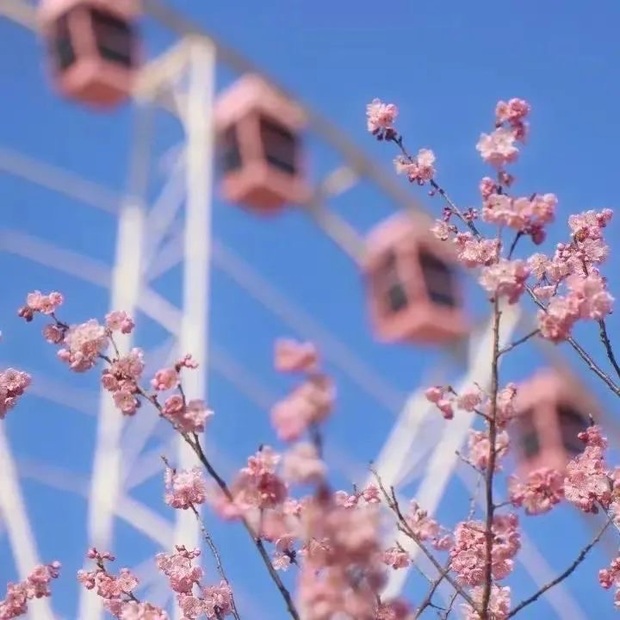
[189,505,242,620]
[480,300,502,615]
[161,456,242,619]
[507,231,523,260]
[598,318,620,381]
[438,589,460,619]
[188,435,300,620]
[388,134,482,239]
[507,515,613,617]
[498,329,540,357]
[415,561,453,618]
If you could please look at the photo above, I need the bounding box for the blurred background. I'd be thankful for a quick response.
[1,1,620,618]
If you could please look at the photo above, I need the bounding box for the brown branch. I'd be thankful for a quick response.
[414,561,453,618]
[507,516,613,617]
[498,329,540,357]
[523,288,620,397]
[388,134,482,239]
[439,589,460,619]
[187,503,242,620]
[597,318,620,381]
[480,300,502,615]
[160,457,242,618]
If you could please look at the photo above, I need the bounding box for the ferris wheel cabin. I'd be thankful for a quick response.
[37,0,140,108]
[362,212,467,344]
[514,369,594,477]
[214,74,310,214]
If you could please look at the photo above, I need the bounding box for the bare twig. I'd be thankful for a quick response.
[415,561,453,618]
[498,329,540,357]
[598,318,620,381]
[507,231,523,260]
[507,515,613,617]
[438,589,460,619]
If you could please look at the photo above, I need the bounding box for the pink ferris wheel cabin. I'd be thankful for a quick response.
[37,0,141,108]
[214,74,311,214]
[514,368,595,477]
[362,211,467,345]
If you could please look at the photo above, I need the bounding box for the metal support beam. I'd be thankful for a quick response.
[78,100,153,620]
[172,37,216,620]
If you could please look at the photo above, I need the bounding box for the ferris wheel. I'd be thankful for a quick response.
[0,1,617,619]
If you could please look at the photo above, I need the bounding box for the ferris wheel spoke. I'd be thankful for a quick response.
[0,429,55,620]
[316,166,361,200]
[17,371,98,418]
[0,229,110,287]
[142,152,187,274]
[0,147,120,214]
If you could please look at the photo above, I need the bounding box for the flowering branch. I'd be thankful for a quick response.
[368,102,620,401]
[184,435,300,620]
[371,473,477,609]
[480,300,502,615]
[162,456,242,620]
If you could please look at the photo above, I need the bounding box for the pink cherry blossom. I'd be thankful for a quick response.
[394,148,436,183]
[274,338,319,373]
[0,368,31,420]
[476,127,519,167]
[509,468,565,515]
[366,98,398,137]
[479,259,530,304]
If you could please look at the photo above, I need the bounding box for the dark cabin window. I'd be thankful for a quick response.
[90,9,135,67]
[419,251,455,307]
[51,12,76,71]
[519,408,540,458]
[558,404,589,455]
[259,117,298,175]
[219,127,242,173]
[379,251,408,314]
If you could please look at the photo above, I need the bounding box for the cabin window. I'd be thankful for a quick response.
[378,251,408,314]
[558,404,589,455]
[51,12,76,71]
[419,251,455,308]
[259,116,298,175]
[520,408,540,458]
[91,9,135,67]
[219,127,243,173]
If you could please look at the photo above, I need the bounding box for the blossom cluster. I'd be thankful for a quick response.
[366,97,614,343]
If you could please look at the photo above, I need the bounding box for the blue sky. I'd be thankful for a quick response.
[2,0,620,618]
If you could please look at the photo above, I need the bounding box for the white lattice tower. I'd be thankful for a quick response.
[0,2,618,619]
